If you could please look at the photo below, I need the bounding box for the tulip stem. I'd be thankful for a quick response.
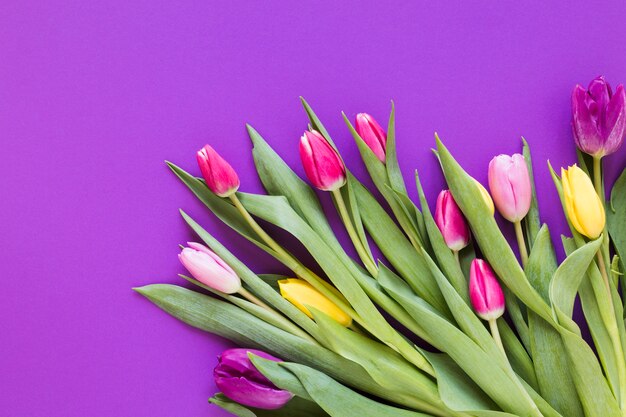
[513,221,528,267]
[593,156,603,199]
[331,189,379,277]
[488,318,507,358]
[239,287,271,311]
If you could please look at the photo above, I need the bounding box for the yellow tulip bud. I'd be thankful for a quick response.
[561,165,605,238]
[278,279,352,327]
[474,179,495,215]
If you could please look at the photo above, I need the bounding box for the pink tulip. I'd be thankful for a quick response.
[469,259,505,321]
[197,145,240,197]
[355,113,387,162]
[299,130,346,191]
[179,242,241,294]
[434,190,470,251]
[488,154,531,222]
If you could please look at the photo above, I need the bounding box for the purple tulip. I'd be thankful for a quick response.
[434,190,470,252]
[214,348,293,410]
[355,113,387,162]
[572,76,626,158]
[488,154,532,223]
[469,259,505,321]
[299,130,346,191]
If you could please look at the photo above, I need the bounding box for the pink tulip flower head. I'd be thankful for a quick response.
[434,190,470,251]
[299,130,347,191]
[179,242,241,294]
[197,145,240,197]
[355,113,387,162]
[469,259,505,321]
[572,76,626,158]
[214,348,293,410]
[488,154,532,222]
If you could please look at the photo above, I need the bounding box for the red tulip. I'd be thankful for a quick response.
[434,190,470,251]
[299,130,346,191]
[355,113,387,162]
[197,145,240,197]
[469,259,505,321]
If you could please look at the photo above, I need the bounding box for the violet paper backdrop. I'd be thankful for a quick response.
[3,1,626,416]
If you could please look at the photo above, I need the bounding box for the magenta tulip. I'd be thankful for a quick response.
[214,348,293,410]
[434,190,470,251]
[179,242,241,294]
[469,259,505,321]
[572,76,626,158]
[197,145,240,197]
[299,130,346,191]
[488,154,532,222]
[355,113,387,162]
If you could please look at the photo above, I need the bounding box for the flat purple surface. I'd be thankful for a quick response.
[3,1,626,415]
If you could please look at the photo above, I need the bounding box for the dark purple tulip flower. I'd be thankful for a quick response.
[214,348,293,410]
[572,76,626,158]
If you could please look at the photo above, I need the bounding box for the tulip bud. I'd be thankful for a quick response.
[474,179,495,215]
[214,348,293,410]
[488,154,532,222]
[434,190,470,251]
[197,145,240,197]
[355,113,387,162]
[278,279,352,326]
[299,130,347,191]
[561,165,605,239]
[469,259,505,321]
[179,242,241,294]
[572,76,626,158]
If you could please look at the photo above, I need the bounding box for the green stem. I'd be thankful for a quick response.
[489,318,507,358]
[513,220,528,267]
[593,156,603,199]
[331,189,379,277]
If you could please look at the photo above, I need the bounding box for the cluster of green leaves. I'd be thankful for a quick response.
[137,99,626,417]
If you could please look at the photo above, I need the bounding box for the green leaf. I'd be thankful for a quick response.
[384,101,408,195]
[522,138,541,248]
[550,237,602,319]
[280,362,431,417]
[525,225,556,301]
[608,168,626,281]
[209,393,329,417]
[309,308,441,412]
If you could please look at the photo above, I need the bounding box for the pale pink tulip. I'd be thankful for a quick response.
[488,154,531,222]
[179,242,241,294]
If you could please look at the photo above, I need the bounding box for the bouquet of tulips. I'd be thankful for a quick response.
[137,76,626,417]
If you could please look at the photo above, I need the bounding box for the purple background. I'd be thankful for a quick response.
[3,1,626,415]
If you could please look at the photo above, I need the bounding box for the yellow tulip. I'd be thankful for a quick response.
[278,279,352,327]
[561,165,605,239]
[474,179,495,215]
